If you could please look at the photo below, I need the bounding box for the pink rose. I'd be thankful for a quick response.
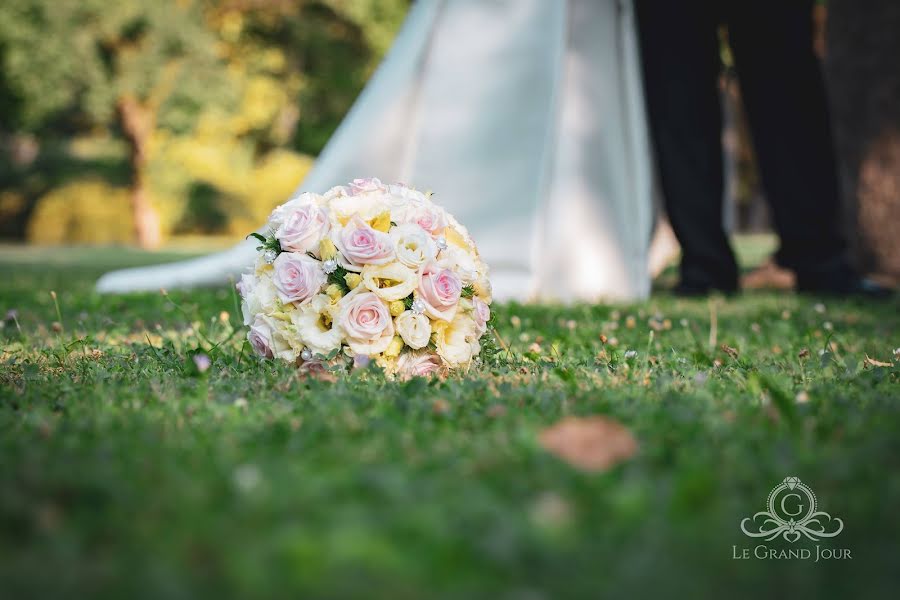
[472,297,490,335]
[349,177,386,195]
[276,205,330,253]
[397,352,443,379]
[248,317,275,358]
[412,204,448,235]
[337,215,394,269]
[338,290,395,354]
[272,252,326,305]
[418,263,462,321]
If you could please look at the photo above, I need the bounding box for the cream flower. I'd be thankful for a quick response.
[473,276,493,304]
[433,313,479,366]
[395,310,432,349]
[391,223,437,269]
[436,245,479,284]
[329,191,389,224]
[337,289,395,355]
[248,315,297,361]
[292,294,343,357]
[361,262,418,301]
[240,274,279,325]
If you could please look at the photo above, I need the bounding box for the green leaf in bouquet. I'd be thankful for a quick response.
[327,264,351,293]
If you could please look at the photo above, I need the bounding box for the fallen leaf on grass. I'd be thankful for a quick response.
[864,355,893,368]
[721,344,739,359]
[538,416,637,472]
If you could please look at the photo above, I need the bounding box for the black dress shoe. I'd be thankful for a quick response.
[797,277,894,299]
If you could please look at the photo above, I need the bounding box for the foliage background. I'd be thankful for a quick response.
[0,0,409,245]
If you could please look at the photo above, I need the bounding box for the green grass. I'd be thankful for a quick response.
[1,242,898,599]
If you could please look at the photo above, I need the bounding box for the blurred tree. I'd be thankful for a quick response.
[210,0,408,155]
[0,0,409,245]
[826,0,900,283]
[0,0,228,247]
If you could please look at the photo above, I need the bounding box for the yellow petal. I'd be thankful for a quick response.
[344,273,362,289]
[444,226,469,250]
[369,210,392,233]
[319,238,337,260]
[384,335,404,358]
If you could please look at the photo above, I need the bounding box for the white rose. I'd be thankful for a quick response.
[387,182,427,204]
[390,223,436,269]
[361,262,418,301]
[329,192,389,224]
[323,184,351,199]
[433,313,479,366]
[241,275,279,325]
[291,294,343,357]
[394,310,432,349]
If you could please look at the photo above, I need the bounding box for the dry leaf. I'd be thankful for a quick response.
[864,355,893,368]
[538,416,637,473]
[721,344,739,359]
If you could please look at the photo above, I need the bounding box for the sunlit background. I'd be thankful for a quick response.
[0,0,408,248]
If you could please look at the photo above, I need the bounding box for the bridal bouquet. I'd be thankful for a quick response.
[237,178,493,378]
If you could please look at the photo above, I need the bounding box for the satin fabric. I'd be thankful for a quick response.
[97,0,654,302]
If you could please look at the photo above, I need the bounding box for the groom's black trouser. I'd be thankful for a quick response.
[636,0,849,290]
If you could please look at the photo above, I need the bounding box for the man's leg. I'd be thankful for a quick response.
[635,0,737,292]
[726,1,853,289]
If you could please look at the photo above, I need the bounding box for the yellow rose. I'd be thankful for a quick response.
[389,300,405,316]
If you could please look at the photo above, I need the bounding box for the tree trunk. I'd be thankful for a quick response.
[825,1,900,284]
[118,95,162,249]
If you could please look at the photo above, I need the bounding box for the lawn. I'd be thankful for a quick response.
[1,241,898,599]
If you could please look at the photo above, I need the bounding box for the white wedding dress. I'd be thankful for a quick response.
[96,0,655,302]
